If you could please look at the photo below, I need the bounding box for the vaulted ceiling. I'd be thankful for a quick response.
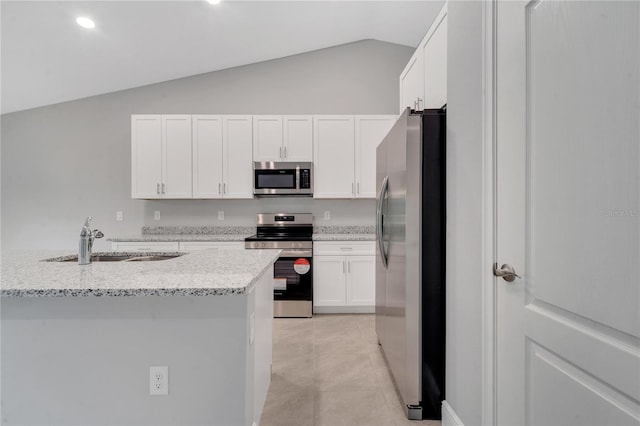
[1,1,444,114]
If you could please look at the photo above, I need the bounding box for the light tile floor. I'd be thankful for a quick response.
[260,314,441,426]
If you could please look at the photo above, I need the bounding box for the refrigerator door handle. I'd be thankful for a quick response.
[376,176,389,268]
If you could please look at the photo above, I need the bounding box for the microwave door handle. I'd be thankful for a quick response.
[296,166,300,192]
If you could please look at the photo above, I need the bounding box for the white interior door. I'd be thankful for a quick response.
[496,1,640,425]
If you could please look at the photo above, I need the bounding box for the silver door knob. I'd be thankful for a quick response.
[493,263,521,282]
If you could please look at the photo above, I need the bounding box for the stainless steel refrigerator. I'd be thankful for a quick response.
[375,107,446,420]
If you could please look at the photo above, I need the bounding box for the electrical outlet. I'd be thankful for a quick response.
[116,211,123,221]
[218,211,224,220]
[149,366,168,396]
[154,211,161,221]
[324,211,331,220]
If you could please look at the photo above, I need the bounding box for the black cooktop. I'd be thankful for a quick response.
[245,234,312,242]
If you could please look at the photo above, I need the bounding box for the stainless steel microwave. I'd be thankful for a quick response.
[253,162,313,197]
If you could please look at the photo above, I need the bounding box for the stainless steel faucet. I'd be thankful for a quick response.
[79,216,104,265]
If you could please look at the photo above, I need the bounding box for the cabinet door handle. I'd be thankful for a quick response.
[284,146,287,159]
[357,182,360,195]
[352,182,355,196]
[417,97,423,109]
[348,260,351,274]
[223,182,226,194]
[343,260,346,274]
[218,183,221,194]
[157,183,160,194]
[162,183,165,194]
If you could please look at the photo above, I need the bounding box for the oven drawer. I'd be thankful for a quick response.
[313,241,375,256]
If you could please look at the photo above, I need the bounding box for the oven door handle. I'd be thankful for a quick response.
[279,249,312,257]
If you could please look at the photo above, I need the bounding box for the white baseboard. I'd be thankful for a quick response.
[313,306,375,314]
[442,401,464,426]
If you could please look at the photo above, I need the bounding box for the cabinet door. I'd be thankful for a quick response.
[399,53,424,113]
[253,115,283,162]
[179,241,244,251]
[223,116,253,199]
[354,116,396,198]
[283,116,313,161]
[423,8,447,109]
[313,116,355,198]
[313,256,347,307]
[131,115,162,199]
[192,115,224,199]
[346,256,375,306]
[161,115,192,198]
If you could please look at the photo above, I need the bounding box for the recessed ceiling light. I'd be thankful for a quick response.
[76,17,96,29]
[207,0,222,5]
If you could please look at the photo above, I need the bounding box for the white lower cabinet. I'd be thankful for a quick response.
[313,241,375,313]
[110,241,180,252]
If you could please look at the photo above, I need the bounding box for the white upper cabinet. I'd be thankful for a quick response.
[134,114,251,200]
[400,54,425,112]
[354,116,395,198]
[192,115,224,198]
[314,116,356,198]
[422,6,447,109]
[132,114,192,199]
[283,116,313,161]
[131,115,162,199]
[223,115,253,199]
[253,115,312,162]
[253,116,283,161]
[399,3,447,113]
[314,115,394,199]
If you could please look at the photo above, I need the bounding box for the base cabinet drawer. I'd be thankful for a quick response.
[111,241,180,252]
[313,241,375,256]
[179,241,244,251]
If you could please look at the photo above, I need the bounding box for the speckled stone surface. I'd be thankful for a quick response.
[313,225,375,241]
[108,226,255,242]
[1,249,280,298]
[314,225,375,234]
[108,234,252,242]
[142,226,254,235]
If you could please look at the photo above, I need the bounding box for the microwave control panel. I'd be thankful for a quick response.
[300,169,311,189]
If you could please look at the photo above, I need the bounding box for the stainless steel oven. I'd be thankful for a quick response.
[245,213,313,318]
[253,162,313,197]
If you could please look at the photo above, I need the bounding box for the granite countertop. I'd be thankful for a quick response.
[1,249,281,298]
[109,234,253,242]
[108,226,254,242]
[312,225,375,241]
[108,225,375,242]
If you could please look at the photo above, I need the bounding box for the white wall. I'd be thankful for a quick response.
[0,39,411,250]
[445,2,485,424]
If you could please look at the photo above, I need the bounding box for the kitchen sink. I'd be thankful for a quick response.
[42,253,185,263]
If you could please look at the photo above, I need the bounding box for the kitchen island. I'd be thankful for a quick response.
[1,248,279,426]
